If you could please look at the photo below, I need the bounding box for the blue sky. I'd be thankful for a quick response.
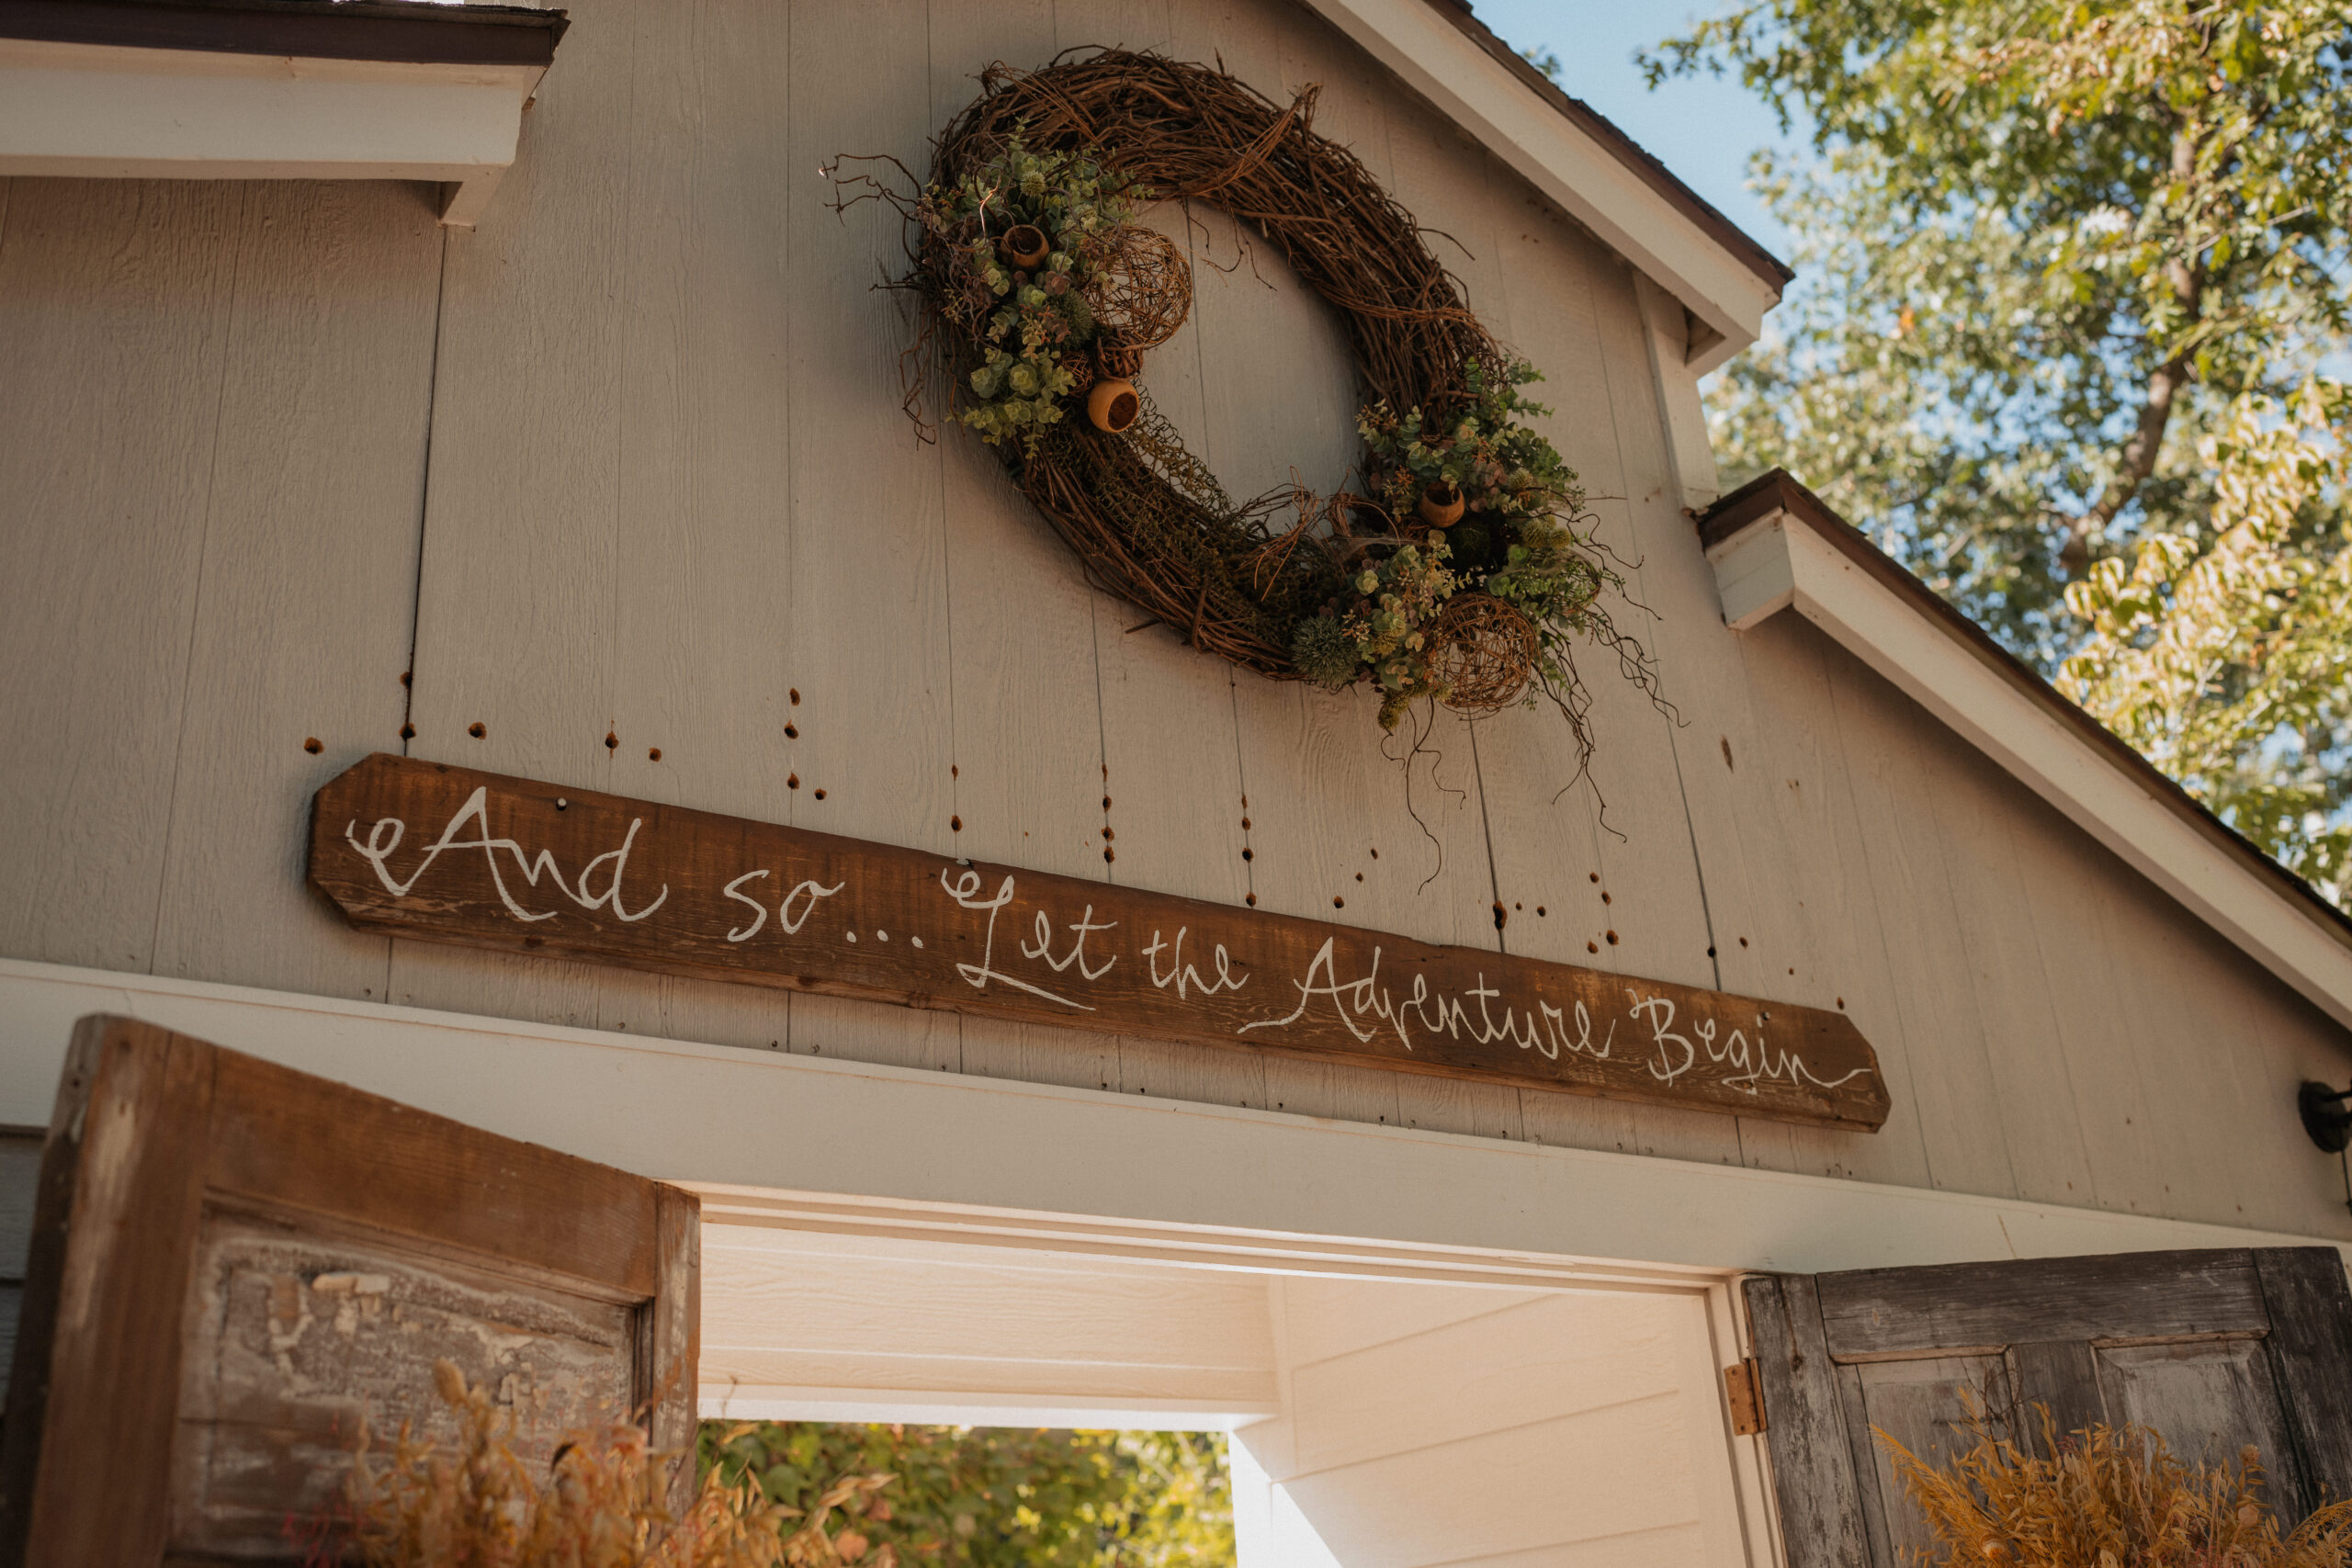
[1468,2,1801,264]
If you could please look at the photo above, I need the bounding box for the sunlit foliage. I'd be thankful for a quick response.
[699,1424,1234,1568]
[1648,1,2352,895]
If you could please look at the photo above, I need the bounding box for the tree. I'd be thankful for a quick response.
[698,1424,1235,1567]
[1646,1,2352,898]
[2059,380,2352,899]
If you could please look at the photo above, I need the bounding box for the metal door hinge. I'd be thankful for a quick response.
[1725,1358,1766,1436]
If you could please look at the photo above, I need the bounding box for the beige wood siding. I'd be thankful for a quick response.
[2,0,2347,1242]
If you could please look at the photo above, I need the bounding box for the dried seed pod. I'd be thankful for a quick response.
[1418,482,1465,527]
[1001,223,1048,268]
[1088,378,1141,433]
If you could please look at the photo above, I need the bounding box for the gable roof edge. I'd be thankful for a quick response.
[1697,469,2352,1034]
[1295,0,1786,375]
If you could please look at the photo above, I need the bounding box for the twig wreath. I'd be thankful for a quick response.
[834,50,1663,782]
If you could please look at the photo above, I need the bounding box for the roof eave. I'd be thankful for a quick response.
[1697,469,2352,1032]
[1296,0,1787,374]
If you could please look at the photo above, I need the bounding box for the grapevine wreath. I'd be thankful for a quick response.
[837,51,1660,762]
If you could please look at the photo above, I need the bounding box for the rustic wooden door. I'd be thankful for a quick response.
[0,1014,699,1568]
[1745,1249,2352,1568]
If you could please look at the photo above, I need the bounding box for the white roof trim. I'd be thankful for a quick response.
[1297,0,1784,374]
[0,38,548,228]
[1705,488,2352,1032]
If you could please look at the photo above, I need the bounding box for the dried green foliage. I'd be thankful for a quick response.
[917,134,1137,452]
[835,50,1663,783]
[1351,356,1614,725]
[1881,1404,2352,1567]
[317,1361,889,1568]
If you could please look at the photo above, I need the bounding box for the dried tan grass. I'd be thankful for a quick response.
[1881,1403,2352,1568]
[318,1361,893,1568]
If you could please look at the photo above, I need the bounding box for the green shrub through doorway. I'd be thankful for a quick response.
[699,1423,1235,1566]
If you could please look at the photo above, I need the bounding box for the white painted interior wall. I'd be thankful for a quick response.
[1236,1277,1755,1568]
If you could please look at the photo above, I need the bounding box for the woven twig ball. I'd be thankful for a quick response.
[1428,592,1538,714]
[1091,227,1193,351]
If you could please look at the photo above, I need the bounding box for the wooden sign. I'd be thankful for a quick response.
[309,754,1889,1131]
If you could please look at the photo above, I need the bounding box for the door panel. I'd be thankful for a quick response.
[0,1015,699,1568]
[2097,1337,2301,1490]
[1841,1356,2010,1568]
[1747,1248,2352,1568]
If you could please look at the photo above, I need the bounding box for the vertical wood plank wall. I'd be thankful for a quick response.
[3,0,2349,1242]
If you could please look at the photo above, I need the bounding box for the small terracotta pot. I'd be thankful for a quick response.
[1418,482,1465,528]
[1001,223,1049,269]
[1088,378,1141,433]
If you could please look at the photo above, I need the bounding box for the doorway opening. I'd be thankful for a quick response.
[691,1187,1770,1568]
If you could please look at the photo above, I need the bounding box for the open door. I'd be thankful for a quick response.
[0,1014,698,1566]
[1745,1249,2352,1568]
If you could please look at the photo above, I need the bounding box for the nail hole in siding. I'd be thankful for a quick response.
[1588,942,1599,953]
[469,722,486,739]
[951,815,962,831]
[1246,893,1257,907]
[813,788,826,799]
[1589,871,1600,883]
[786,724,798,739]
[399,671,413,687]
[1537,906,1546,917]
[648,747,662,761]
[1332,896,1344,908]
[303,738,322,754]
[1738,936,1748,947]
[605,731,617,750]
[400,724,415,740]
[1102,795,1113,809]
[1605,931,1619,944]
[788,774,800,789]
[1103,848,1115,863]
[1241,848,1253,861]
[789,689,800,705]
[1491,902,1507,931]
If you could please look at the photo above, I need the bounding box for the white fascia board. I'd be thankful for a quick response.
[0,39,544,227]
[1705,508,2352,1031]
[3,959,2340,1279]
[1296,0,1780,373]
